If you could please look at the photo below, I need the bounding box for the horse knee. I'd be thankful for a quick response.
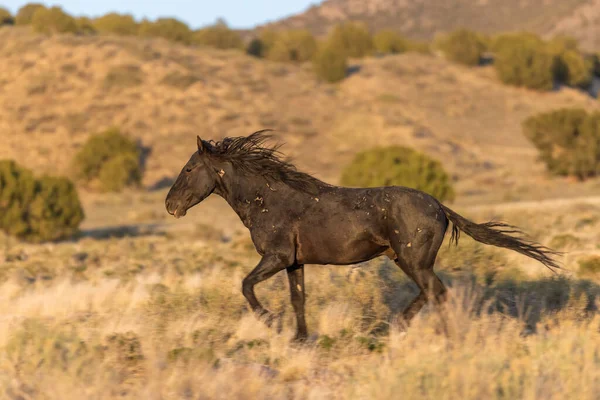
[242,277,254,297]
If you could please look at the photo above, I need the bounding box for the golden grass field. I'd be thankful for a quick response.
[1,25,600,399]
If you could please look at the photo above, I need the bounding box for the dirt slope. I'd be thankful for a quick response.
[0,26,598,212]
[263,0,600,50]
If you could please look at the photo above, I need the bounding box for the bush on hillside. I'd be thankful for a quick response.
[547,38,593,88]
[246,38,265,58]
[138,17,192,44]
[31,6,78,35]
[522,108,600,179]
[490,32,543,53]
[15,3,46,25]
[554,49,593,88]
[72,128,142,192]
[266,30,317,62]
[438,29,485,66]
[0,7,14,25]
[313,44,348,83]
[494,36,554,90]
[340,146,455,202]
[75,16,96,34]
[406,40,432,54]
[0,160,84,242]
[327,22,374,58]
[373,30,408,54]
[93,13,138,36]
[98,153,142,192]
[193,22,243,50]
[246,29,280,58]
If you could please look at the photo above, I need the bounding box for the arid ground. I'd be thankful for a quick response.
[1,24,600,399]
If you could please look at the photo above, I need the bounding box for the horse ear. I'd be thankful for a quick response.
[197,136,205,153]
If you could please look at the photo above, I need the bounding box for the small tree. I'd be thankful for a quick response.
[15,3,46,25]
[98,153,142,192]
[31,6,78,35]
[0,160,84,242]
[246,29,279,58]
[27,176,85,242]
[327,22,374,58]
[547,37,593,89]
[554,50,593,88]
[266,30,317,63]
[0,7,14,25]
[373,30,408,54]
[522,108,600,179]
[138,18,192,44]
[313,44,348,83]
[93,13,138,36]
[438,29,485,66]
[341,146,455,201]
[193,21,243,50]
[72,128,142,192]
[76,17,96,35]
[494,37,554,90]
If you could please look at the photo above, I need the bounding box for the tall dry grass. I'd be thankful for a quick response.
[0,228,599,399]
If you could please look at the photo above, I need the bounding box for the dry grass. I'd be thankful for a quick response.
[1,198,600,399]
[1,26,600,399]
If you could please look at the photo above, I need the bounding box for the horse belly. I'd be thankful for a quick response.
[295,226,388,265]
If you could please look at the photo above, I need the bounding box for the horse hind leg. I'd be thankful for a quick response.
[390,227,448,328]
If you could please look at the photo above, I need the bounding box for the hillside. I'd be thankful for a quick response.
[263,0,600,51]
[0,25,599,232]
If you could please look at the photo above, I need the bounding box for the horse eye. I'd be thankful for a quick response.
[185,168,192,173]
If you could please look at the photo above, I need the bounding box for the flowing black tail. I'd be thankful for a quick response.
[440,204,562,273]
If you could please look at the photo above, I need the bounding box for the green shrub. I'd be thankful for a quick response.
[522,108,600,179]
[28,176,85,241]
[193,22,243,50]
[75,16,96,34]
[490,32,543,53]
[246,38,264,57]
[266,30,317,62]
[246,29,280,58]
[340,146,455,201]
[313,44,348,83]
[547,37,593,88]
[406,40,432,54]
[554,50,593,88]
[92,13,138,35]
[0,160,84,242]
[138,17,192,44]
[327,22,374,58]
[98,153,142,192]
[0,7,14,25]
[438,29,485,66]
[578,256,600,277]
[494,36,554,90]
[15,3,46,25]
[373,30,408,54]
[31,6,78,35]
[72,128,142,192]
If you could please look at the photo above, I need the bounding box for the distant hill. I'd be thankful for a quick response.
[261,0,600,51]
[0,26,598,206]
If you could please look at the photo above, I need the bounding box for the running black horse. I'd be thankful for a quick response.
[165,130,560,341]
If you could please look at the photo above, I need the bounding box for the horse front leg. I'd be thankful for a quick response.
[242,254,290,326]
[286,263,307,341]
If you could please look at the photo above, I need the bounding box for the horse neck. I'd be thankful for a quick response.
[215,169,281,228]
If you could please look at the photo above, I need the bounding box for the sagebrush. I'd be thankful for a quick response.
[340,146,455,201]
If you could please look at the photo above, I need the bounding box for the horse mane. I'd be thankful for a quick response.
[204,130,325,194]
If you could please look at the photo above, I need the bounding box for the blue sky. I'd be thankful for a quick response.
[2,0,319,29]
